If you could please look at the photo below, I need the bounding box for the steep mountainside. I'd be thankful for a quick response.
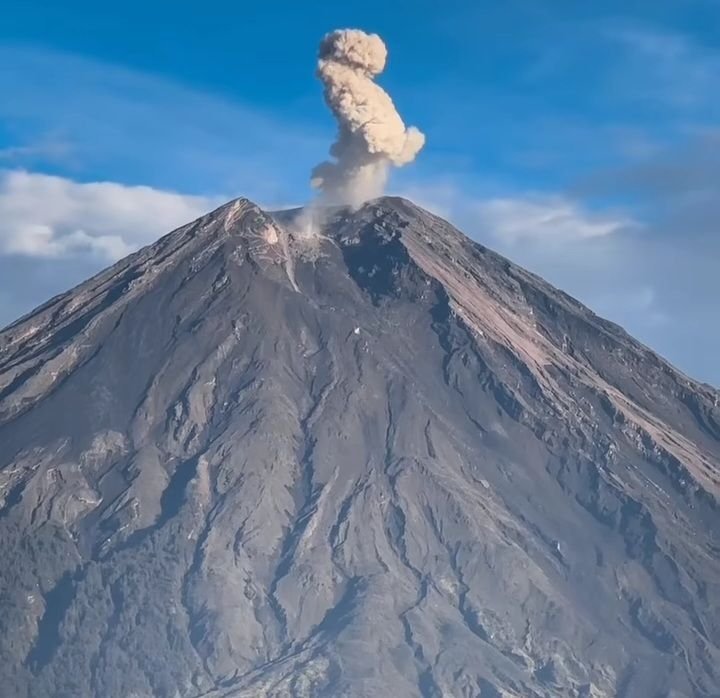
[0,197,719,698]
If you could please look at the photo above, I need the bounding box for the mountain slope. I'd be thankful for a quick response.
[0,197,719,698]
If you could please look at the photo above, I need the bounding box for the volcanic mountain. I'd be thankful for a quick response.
[0,197,719,698]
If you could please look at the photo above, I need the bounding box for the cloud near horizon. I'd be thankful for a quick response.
[471,195,637,243]
[0,170,223,260]
[401,184,637,243]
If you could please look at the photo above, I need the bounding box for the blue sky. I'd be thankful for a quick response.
[1,0,719,385]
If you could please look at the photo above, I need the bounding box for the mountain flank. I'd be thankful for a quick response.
[0,197,719,698]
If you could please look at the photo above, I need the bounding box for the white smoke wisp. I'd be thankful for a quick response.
[311,29,425,208]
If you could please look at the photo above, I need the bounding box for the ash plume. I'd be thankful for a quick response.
[311,29,425,208]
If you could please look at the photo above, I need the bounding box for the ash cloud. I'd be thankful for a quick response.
[310,29,425,208]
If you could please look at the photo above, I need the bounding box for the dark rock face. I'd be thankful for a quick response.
[0,197,719,698]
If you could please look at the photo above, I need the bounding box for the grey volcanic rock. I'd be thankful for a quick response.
[0,197,719,698]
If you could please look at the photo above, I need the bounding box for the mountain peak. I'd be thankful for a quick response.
[1,195,719,697]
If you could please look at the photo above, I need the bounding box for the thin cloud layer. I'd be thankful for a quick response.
[402,184,637,243]
[606,26,720,110]
[0,45,323,202]
[0,170,220,260]
[472,195,636,243]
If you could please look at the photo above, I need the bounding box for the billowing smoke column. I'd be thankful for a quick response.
[311,29,425,207]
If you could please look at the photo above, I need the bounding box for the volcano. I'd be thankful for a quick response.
[0,197,719,698]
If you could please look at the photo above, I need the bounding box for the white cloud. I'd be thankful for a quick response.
[0,135,72,163]
[471,195,635,244]
[401,184,635,244]
[0,170,222,260]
